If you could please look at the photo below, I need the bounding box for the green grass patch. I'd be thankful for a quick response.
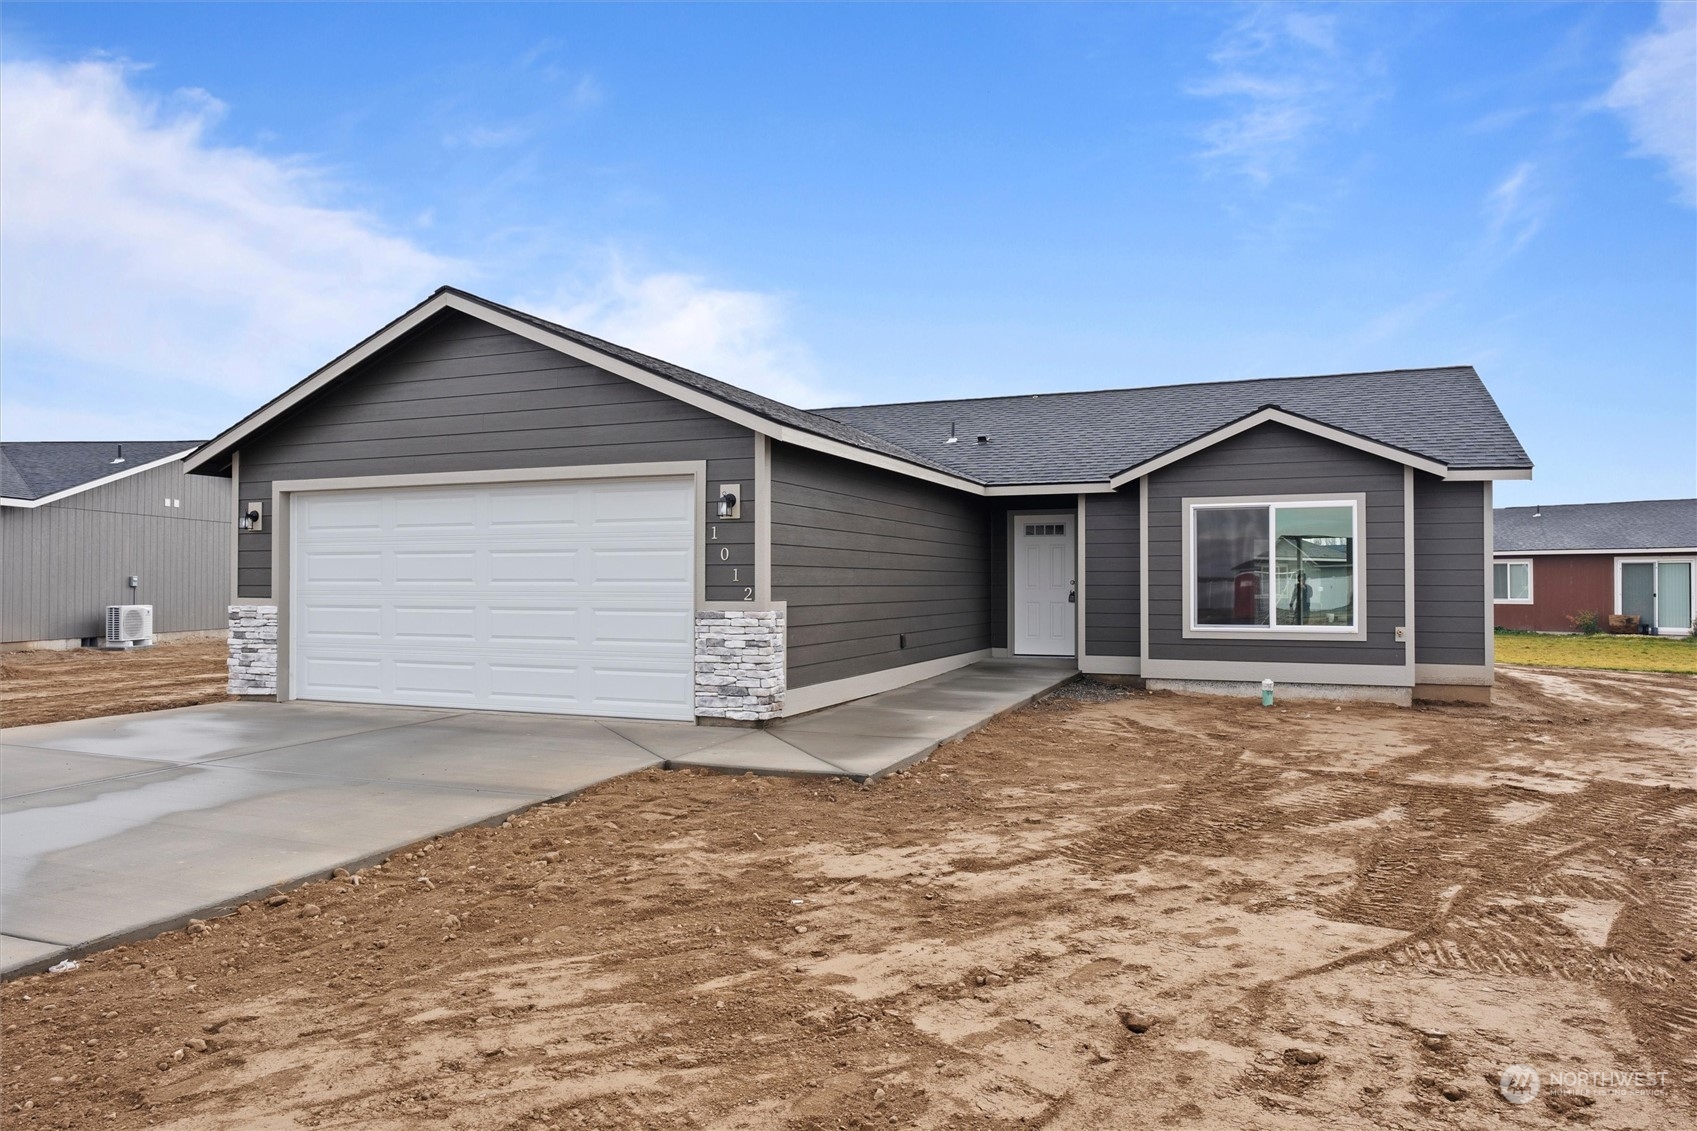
[1494,630,1697,675]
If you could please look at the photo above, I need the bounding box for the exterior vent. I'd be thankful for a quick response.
[104,604,154,648]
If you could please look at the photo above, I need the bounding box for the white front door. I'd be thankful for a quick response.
[291,476,696,720]
[1013,515,1076,656]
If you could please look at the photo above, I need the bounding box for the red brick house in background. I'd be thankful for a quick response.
[1493,499,1697,635]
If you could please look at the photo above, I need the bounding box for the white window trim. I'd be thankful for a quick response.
[1493,559,1534,604]
[1181,493,1368,642]
[1614,556,1696,636]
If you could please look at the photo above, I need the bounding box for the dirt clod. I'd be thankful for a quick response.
[1115,1008,1155,1034]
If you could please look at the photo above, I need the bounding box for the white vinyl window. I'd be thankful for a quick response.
[1188,498,1361,633]
[1493,560,1533,604]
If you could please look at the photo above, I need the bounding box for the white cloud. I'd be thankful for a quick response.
[0,58,825,440]
[567,74,603,112]
[0,57,455,410]
[1190,6,1384,185]
[528,262,834,407]
[1601,1,1696,206]
[1484,160,1548,256]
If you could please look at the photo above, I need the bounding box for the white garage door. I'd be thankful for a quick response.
[291,477,695,720]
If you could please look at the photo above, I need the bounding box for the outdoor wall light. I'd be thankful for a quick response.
[716,489,740,519]
[239,503,264,532]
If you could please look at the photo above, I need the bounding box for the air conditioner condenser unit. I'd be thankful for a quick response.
[103,604,155,649]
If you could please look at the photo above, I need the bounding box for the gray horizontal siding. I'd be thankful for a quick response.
[1147,423,1407,667]
[1414,475,1487,665]
[772,443,990,689]
[1084,489,1139,657]
[2,461,229,643]
[234,309,755,602]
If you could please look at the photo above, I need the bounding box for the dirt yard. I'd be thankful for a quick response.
[0,639,229,728]
[3,667,1693,1130]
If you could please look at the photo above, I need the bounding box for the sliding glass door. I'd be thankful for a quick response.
[1619,559,1695,635]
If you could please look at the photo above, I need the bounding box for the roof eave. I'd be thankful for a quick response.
[0,448,196,508]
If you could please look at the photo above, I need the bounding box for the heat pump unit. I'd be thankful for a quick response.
[104,604,154,648]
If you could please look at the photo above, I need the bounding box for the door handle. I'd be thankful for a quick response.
[1068,590,1077,604]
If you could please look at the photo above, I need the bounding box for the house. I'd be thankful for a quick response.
[184,286,1532,717]
[1493,499,1697,636]
[2,442,231,648]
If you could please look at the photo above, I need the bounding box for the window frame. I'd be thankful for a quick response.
[1181,492,1369,642]
[1493,559,1534,605]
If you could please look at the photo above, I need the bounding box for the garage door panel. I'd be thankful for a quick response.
[392,605,477,643]
[304,497,384,532]
[394,550,478,584]
[392,659,479,698]
[590,607,693,649]
[394,492,478,530]
[301,656,383,694]
[486,663,582,706]
[489,487,582,531]
[588,663,694,716]
[300,603,384,640]
[293,477,695,720]
[302,551,384,585]
[489,549,580,584]
[589,480,693,527]
[487,606,582,644]
[591,548,693,586]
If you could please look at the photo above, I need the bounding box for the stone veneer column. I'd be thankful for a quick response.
[694,608,785,721]
[228,605,278,696]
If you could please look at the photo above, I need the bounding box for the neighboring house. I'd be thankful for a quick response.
[185,287,1532,718]
[1,442,232,648]
[1493,499,1697,636]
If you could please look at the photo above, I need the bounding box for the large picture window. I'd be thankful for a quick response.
[1190,499,1360,633]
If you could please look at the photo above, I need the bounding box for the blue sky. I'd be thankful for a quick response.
[2,3,1692,506]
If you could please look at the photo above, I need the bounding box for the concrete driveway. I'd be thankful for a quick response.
[0,658,1073,976]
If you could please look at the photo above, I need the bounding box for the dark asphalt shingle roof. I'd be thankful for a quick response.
[818,367,1531,485]
[446,291,1529,485]
[1495,499,1697,553]
[0,442,198,501]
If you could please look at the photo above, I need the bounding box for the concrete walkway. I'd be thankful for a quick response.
[0,658,1073,976]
